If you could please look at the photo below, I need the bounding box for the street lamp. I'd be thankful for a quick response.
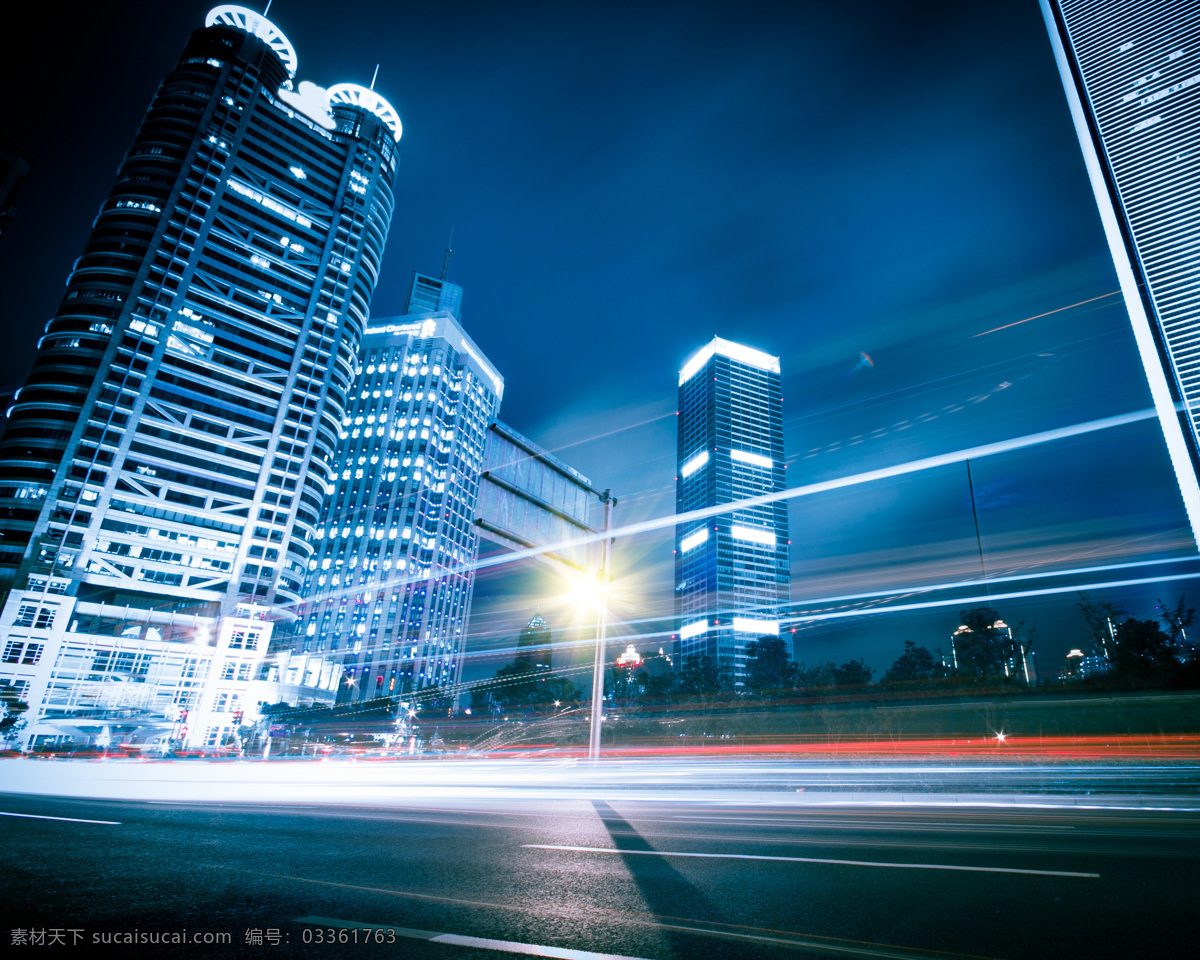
[587,491,616,761]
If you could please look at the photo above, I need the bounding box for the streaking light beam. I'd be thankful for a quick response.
[279,407,1175,611]
[972,290,1120,338]
[467,407,1164,574]
[787,571,1200,624]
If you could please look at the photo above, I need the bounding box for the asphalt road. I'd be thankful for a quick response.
[1,792,1196,960]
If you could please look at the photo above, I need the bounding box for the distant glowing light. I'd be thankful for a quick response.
[680,528,708,552]
[731,449,772,469]
[615,645,642,666]
[733,617,780,635]
[730,524,775,546]
[680,619,708,639]
[679,337,780,385]
[680,450,709,478]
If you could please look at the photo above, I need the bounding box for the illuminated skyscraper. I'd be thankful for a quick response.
[516,612,552,670]
[674,337,789,686]
[0,6,401,748]
[296,277,503,704]
[1042,0,1200,545]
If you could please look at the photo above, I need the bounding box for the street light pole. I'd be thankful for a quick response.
[588,489,616,762]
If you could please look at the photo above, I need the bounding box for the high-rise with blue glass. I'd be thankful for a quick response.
[1042,0,1200,547]
[295,272,504,704]
[0,6,402,748]
[674,337,789,687]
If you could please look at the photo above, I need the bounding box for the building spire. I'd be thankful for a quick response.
[440,227,454,280]
[370,63,380,91]
[264,0,273,15]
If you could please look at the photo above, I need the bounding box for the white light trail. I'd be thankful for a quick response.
[0,811,121,825]
[789,554,1200,609]
[787,570,1200,624]
[465,407,1163,575]
[972,290,1120,338]
[276,406,1175,612]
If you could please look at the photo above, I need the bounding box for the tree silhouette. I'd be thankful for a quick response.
[1111,618,1175,677]
[883,640,941,684]
[745,636,796,697]
[679,654,719,698]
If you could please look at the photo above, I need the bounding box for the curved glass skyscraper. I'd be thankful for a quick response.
[0,6,403,748]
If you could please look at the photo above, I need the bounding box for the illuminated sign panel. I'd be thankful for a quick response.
[731,449,772,469]
[679,336,781,386]
[730,524,775,546]
[733,617,780,636]
[680,528,709,552]
[680,450,709,478]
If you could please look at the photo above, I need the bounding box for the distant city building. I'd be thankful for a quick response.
[0,6,401,749]
[609,644,672,700]
[1062,647,1112,680]
[405,269,463,318]
[515,612,552,670]
[0,141,30,238]
[950,619,1036,684]
[674,337,789,686]
[1042,1,1200,545]
[294,279,503,704]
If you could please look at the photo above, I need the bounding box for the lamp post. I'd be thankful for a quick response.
[588,490,616,762]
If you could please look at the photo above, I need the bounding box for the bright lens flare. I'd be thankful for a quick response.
[569,572,609,613]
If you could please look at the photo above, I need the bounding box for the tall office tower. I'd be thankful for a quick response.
[405,271,463,319]
[1042,1,1200,546]
[515,612,552,670]
[296,282,503,704]
[674,337,789,687]
[0,6,401,748]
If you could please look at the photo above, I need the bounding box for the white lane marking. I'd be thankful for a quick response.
[666,816,1074,831]
[0,811,120,825]
[296,918,654,960]
[433,933,655,960]
[524,844,1099,878]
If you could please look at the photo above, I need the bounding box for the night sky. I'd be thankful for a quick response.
[1,1,1194,681]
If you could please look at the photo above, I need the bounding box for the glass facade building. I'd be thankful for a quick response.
[1042,0,1200,545]
[674,337,789,686]
[0,6,401,748]
[294,276,503,703]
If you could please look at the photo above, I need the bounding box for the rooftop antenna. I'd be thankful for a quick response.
[264,0,273,15]
[370,64,380,91]
[440,227,454,280]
